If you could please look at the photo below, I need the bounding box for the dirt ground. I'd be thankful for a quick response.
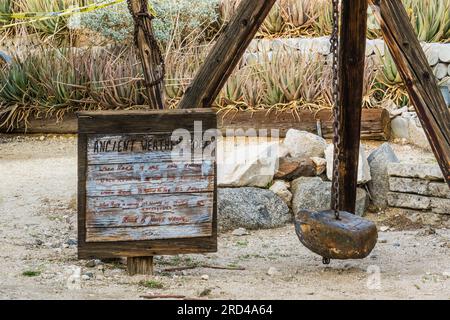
[0,134,449,300]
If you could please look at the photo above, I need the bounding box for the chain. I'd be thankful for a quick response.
[330,0,341,220]
[127,0,165,88]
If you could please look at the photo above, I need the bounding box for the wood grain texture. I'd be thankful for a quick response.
[334,0,369,214]
[127,256,154,276]
[369,0,450,186]
[178,0,277,109]
[127,0,165,109]
[86,175,214,197]
[78,109,217,134]
[217,108,390,140]
[86,223,213,242]
[86,193,213,228]
[77,109,218,259]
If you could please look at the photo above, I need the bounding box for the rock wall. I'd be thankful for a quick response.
[387,163,450,215]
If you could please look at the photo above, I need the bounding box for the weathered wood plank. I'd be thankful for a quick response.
[86,175,214,197]
[87,193,213,214]
[87,204,212,228]
[86,223,213,242]
[178,0,277,109]
[217,108,391,140]
[86,134,209,165]
[78,109,217,134]
[334,0,369,214]
[369,0,450,186]
[87,162,214,180]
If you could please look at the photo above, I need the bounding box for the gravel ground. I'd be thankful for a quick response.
[0,134,449,300]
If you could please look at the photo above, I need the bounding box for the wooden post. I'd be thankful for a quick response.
[178,0,277,109]
[369,0,450,186]
[127,0,165,109]
[127,257,154,276]
[335,0,369,214]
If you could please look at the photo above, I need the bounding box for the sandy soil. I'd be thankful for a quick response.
[0,134,449,300]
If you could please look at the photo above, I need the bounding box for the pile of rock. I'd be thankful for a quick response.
[217,129,373,231]
[387,163,450,215]
[390,110,433,151]
[216,130,449,232]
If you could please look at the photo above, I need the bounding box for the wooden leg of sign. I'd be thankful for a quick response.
[127,256,154,276]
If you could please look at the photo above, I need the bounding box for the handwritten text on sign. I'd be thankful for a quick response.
[85,134,214,243]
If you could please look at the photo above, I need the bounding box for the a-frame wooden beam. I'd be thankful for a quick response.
[178,0,277,109]
[369,0,450,186]
[335,0,369,214]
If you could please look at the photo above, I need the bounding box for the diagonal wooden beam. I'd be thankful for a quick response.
[369,0,450,186]
[178,0,277,109]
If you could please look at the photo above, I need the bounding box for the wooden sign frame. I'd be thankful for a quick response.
[77,109,217,259]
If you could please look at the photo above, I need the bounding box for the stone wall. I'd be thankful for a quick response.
[244,37,450,86]
[387,163,450,215]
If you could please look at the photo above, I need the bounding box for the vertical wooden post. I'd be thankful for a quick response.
[369,0,450,186]
[127,256,154,276]
[127,0,165,110]
[178,0,277,109]
[335,0,369,213]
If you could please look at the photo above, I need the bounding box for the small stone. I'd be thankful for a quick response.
[380,226,390,232]
[367,143,399,209]
[65,239,77,246]
[269,180,292,206]
[275,157,316,180]
[39,136,45,141]
[283,130,327,158]
[97,265,105,271]
[393,243,401,247]
[201,275,209,281]
[62,244,69,249]
[311,157,327,175]
[85,259,101,268]
[231,228,249,236]
[81,272,93,280]
[267,267,281,276]
[379,239,388,244]
[35,239,43,246]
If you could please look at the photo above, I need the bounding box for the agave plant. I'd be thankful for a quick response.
[0,0,12,24]
[408,0,450,42]
[279,0,314,29]
[376,45,409,106]
[261,3,285,35]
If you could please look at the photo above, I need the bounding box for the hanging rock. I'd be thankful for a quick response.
[283,129,327,159]
[269,180,292,207]
[367,143,400,209]
[274,157,316,180]
[217,141,287,188]
[218,188,291,231]
[325,144,372,184]
[292,177,369,217]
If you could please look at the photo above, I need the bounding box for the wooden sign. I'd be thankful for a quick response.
[77,109,217,259]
